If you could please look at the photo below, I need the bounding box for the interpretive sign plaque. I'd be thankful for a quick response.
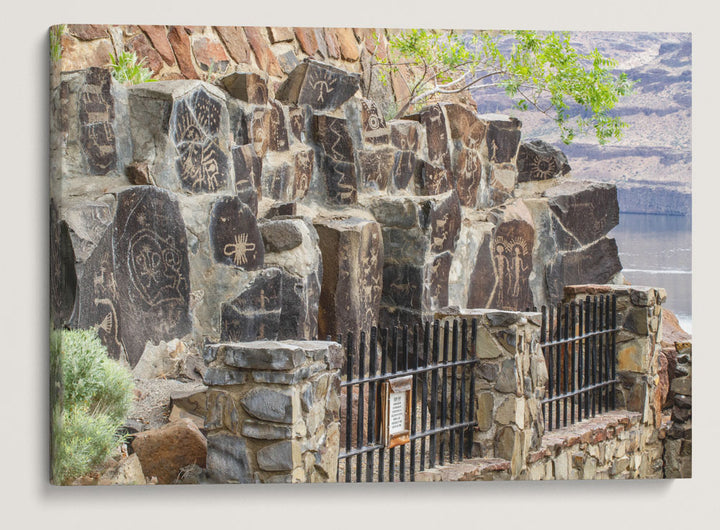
[381,375,412,448]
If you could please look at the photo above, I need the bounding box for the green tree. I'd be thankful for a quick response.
[374,29,635,144]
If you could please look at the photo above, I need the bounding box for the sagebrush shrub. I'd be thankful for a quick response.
[50,329,134,485]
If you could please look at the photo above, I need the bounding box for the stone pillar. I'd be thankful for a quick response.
[202,340,342,483]
[663,341,692,478]
[563,284,666,427]
[437,309,547,478]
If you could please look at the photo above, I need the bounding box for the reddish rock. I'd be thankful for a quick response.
[294,27,319,56]
[267,27,295,43]
[244,27,282,77]
[67,24,109,41]
[125,33,163,75]
[657,349,671,409]
[335,27,360,61]
[324,28,341,59]
[354,28,377,54]
[131,419,207,484]
[167,26,199,79]
[139,25,176,66]
[192,36,230,72]
[215,26,252,64]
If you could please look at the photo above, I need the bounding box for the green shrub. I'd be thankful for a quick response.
[50,329,134,485]
[108,51,156,85]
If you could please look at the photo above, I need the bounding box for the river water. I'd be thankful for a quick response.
[609,213,692,334]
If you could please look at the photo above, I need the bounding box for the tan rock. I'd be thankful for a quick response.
[244,27,282,77]
[132,419,207,484]
[98,454,146,485]
[215,26,252,64]
[167,26,199,79]
[335,28,360,61]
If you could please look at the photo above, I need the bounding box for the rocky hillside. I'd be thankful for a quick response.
[471,32,691,216]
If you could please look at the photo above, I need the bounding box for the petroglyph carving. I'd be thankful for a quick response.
[491,230,532,310]
[171,88,229,192]
[78,69,116,174]
[128,229,188,308]
[223,233,257,266]
[307,67,337,104]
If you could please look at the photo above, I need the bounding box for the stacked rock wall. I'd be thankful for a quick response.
[50,26,625,372]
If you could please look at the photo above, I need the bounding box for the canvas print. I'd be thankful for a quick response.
[48,24,691,485]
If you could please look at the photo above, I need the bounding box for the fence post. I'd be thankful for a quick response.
[437,310,547,479]
[201,340,343,483]
[563,285,665,428]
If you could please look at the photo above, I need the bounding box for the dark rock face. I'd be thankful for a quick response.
[467,234,495,309]
[171,88,229,192]
[206,433,252,483]
[429,190,462,255]
[314,115,357,204]
[314,115,354,163]
[232,144,262,215]
[221,268,282,342]
[294,149,313,200]
[209,196,264,270]
[50,201,77,329]
[360,98,389,145]
[489,219,534,310]
[315,218,384,341]
[545,181,619,246]
[112,187,192,366]
[392,151,418,190]
[276,59,360,111]
[321,157,356,205]
[485,117,522,163]
[420,105,452,182]
[220,72,268,105]
[443,103,486,149]
[454,148,483,207]
[358,149,394,191]
[78,68,117,174]
[546,237,623,302]
[267,99,289,152]
[71,228,124,360]
[517,139,571,182]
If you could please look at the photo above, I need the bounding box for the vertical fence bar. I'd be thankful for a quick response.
[388,327,398,482]
[440,320,450,466]
[459,318,468,461]
[569,301,576,425]
[366,327,377,483]
[577,300,584,422]
[344,332,354,482]
[450,319,459,463]
[420,321,430,472]
[611,295,617,409]
[469,319,477,455]
[410,324,419,482]
[399,326,408,482]
[584,297,591,419]
[355,331,366,482]
[600,296,607,414]
[430,320,440,470]
[562,303,569,427]
[604,295,612,412]
[378,328,388,483]
[547,305,555,431]
[540,306,547,429]
[555,303,562,430]
[591,296,598,417]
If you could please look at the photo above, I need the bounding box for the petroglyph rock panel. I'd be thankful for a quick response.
[232,144,262,215]
[112,186,192,367]
[221,72,269,105]
[221,268,283,342]
[483,115,522,164]
[78,68,117,174]
[314,218,384,341]
[50,201,78,329]
[517,139,571,182]
[209,196,264,270]
[276,59,360,111]
[172,88,230,192]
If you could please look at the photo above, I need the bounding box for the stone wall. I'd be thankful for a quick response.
[663,341,692,478]
[201,340,342,483]
[50,45,624,367]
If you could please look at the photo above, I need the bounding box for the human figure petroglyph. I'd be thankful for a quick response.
[308,68,337,104]
[223,233,257,266]
[511,244,529,297]
[493,241,509,307]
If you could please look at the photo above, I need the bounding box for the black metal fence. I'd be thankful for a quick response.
[540,295,619,431]
[334,319,479,483]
